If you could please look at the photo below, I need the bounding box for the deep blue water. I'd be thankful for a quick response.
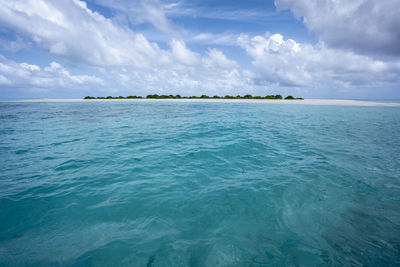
[0,101,400,266]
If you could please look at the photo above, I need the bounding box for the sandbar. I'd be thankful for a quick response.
[17,98,400,107]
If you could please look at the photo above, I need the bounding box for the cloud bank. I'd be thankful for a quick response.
[275,0,400,57]
[238,33,400,88]
[0,55,102,89]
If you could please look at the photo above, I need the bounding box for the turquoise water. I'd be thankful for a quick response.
[1,101,400,266]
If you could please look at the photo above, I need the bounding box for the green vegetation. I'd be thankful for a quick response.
[84,94,303,100]
[284,95,304,100]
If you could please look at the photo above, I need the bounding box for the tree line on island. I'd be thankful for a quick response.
[84,94,303,100]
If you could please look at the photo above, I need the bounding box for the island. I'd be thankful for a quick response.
[83,94,303,100]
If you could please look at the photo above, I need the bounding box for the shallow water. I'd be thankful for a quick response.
[0,101,399,266]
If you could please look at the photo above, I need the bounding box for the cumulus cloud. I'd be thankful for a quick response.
[108,67,246,96]
[0,0,170,68]
[203,49,238,70]
[0,55,103,89]
[100,45,246,96]
[0,0,248,96]
[170,39,200,65]
[275,0,400,57]
[238,33,400,87]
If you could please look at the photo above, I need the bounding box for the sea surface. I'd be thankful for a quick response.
[0,101,399,266]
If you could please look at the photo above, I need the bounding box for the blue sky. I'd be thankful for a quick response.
[0,0,399,99]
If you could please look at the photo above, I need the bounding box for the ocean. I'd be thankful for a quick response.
[0,101,399,266]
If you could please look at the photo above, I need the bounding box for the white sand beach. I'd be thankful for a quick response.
[19,98,400,107]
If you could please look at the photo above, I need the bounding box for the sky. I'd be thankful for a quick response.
[0,0,400,99]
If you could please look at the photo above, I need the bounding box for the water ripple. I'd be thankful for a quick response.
[0,102,399,266]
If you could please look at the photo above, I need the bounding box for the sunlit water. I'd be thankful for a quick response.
[0,101,399,266]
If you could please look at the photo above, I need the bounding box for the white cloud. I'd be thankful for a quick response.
[20,62,40,72]
[203,49,238,70]
[238,33,400,87]
[100,45,247,96]
[0,74,12,85]
[0,0,169,68]
[164,2,277,23]
[94,0,180,34]
[0,36,32,52]
[170,39,200,65]
[191,32,238,46]
[140,0,179,33]
[275,0,400,56]
[0,0,246,96]
[0,55,103,89]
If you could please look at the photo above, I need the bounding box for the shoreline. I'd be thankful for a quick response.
[8,98,400,107]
